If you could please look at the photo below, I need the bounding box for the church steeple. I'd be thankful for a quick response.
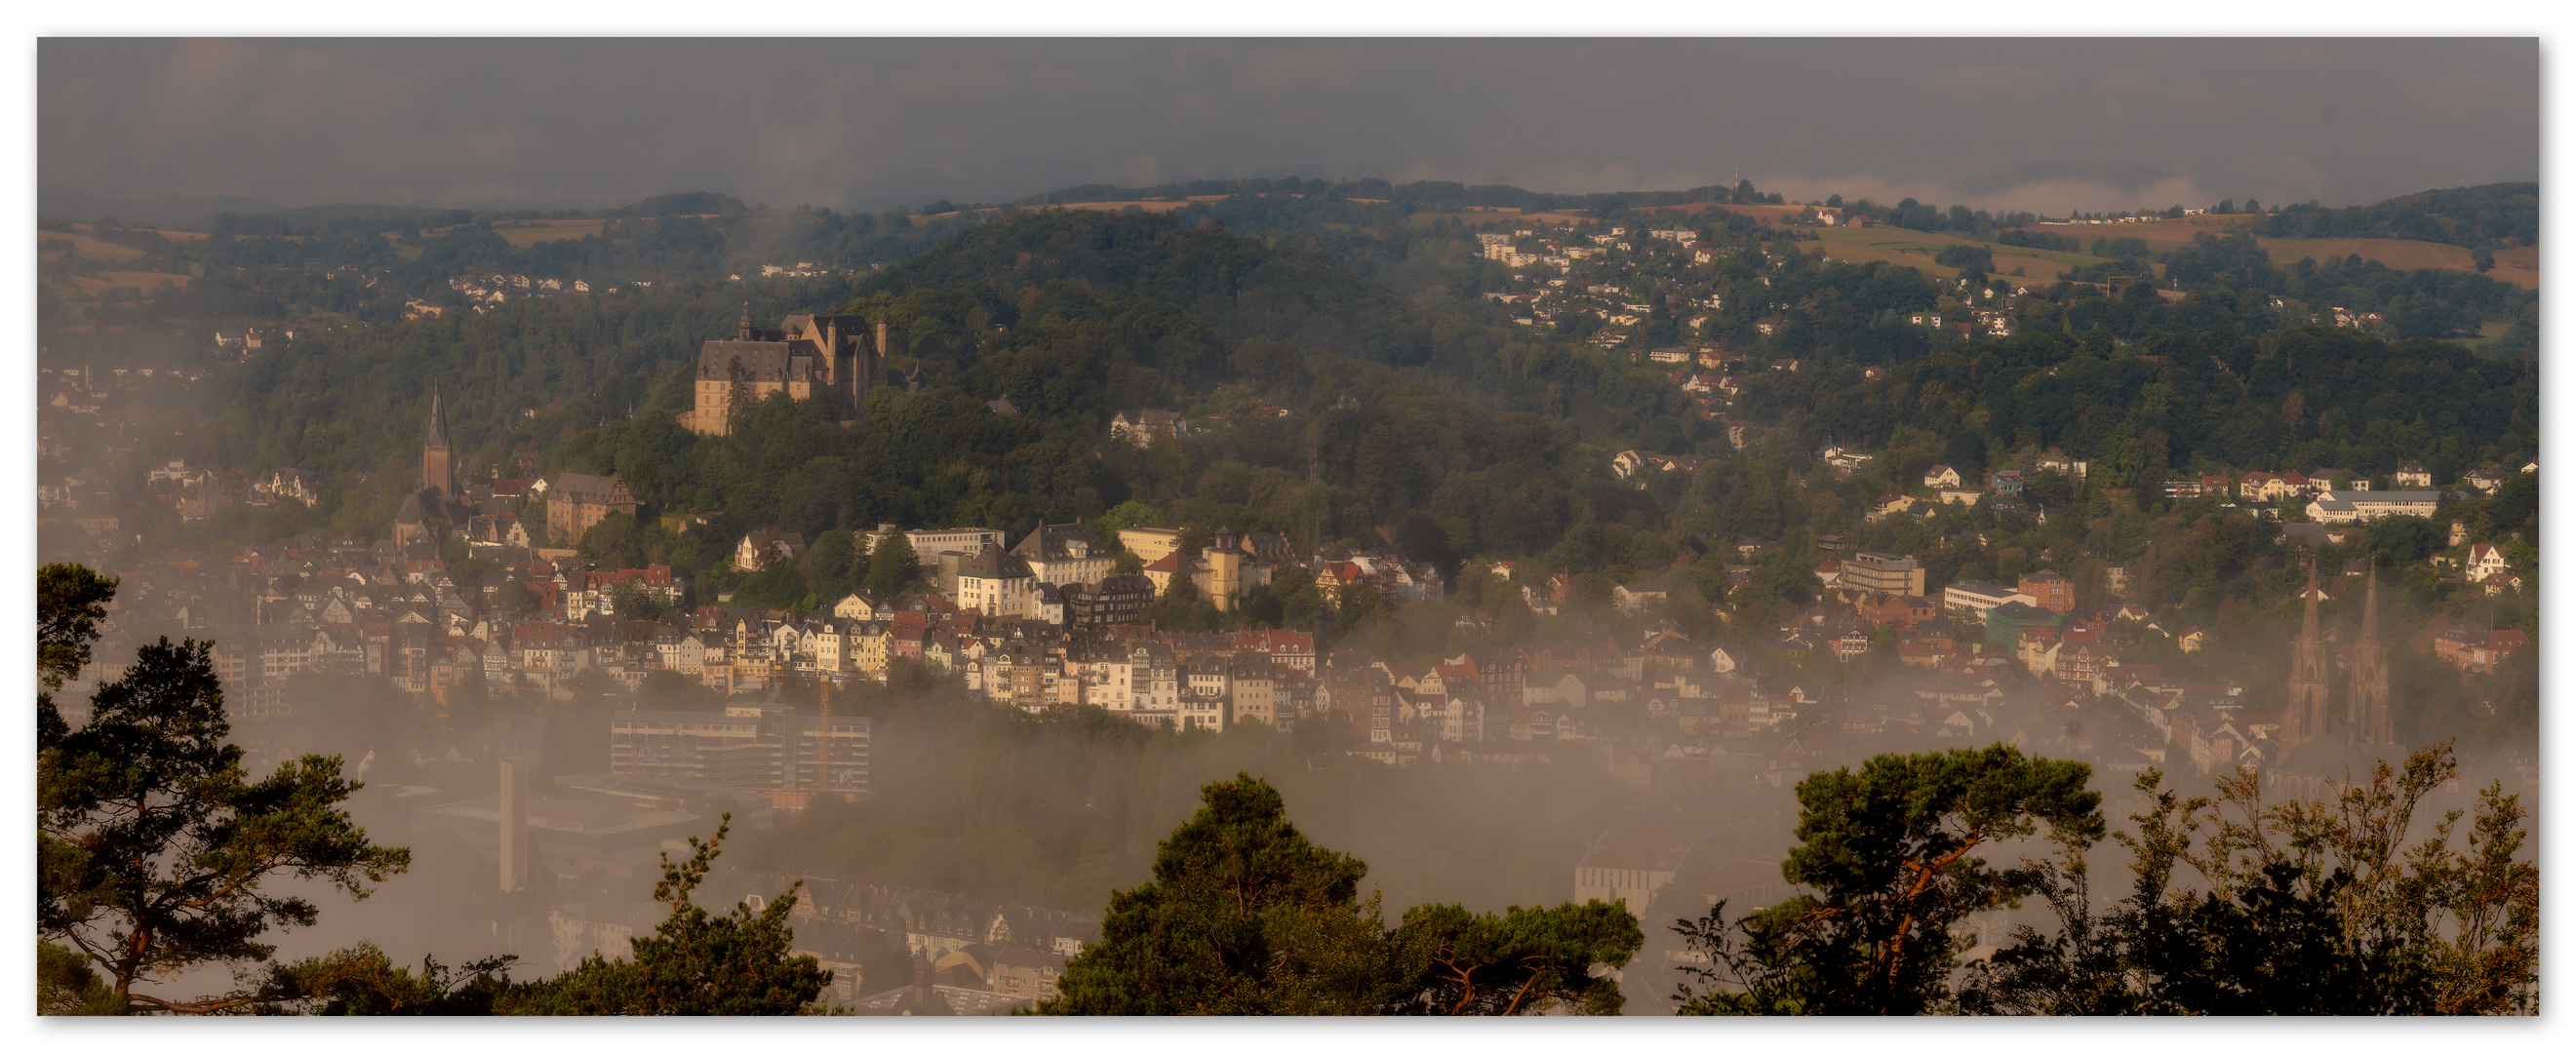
[738,301,757,340]
[2283,558,2332,746]
[421,382,455,498]
[2351,565,2393,745]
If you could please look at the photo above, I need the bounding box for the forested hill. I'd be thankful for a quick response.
[836,210,1702,452]
[2252,181,2537,249]
[853,210,1436,367]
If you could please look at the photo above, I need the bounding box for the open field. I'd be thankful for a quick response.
[492,218,609,246]
[44,271,192,299]
[2258,236,2536,291]
[1808,226,2106,286]
[38,230,149,260]
[2006,214,2262,249]
[2260,237,2474,272]
[2003,217,2535,290]
[86,271,191,292]
[1038,200,1195,214]
[2488,246,2539,290]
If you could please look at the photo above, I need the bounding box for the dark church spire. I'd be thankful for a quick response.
[738,301,757,340]
[421,382,456,499]
[2352,565,2393,745]
[425,382,451,449]
[2283,557,2331,746]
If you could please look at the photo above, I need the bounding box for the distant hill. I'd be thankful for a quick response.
[2254,181,2537,249]
[37,186,752,231]
[1016,176,1771,214]
[39,187,286,229]
[603,191,750,218]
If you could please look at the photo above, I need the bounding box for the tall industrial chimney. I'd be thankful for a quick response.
[498,760,531,892]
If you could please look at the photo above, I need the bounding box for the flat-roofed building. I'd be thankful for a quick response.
[609,702,869,798]
[1840,551,1926,597]
[1574,839,1692,910]
[864,524,1006,566]
[1944,579,2021,615]
[2306,489,2443,524]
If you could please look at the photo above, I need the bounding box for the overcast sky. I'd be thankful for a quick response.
[38,38,2537,216]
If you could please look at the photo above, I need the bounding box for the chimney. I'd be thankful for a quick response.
[498,759,531,892]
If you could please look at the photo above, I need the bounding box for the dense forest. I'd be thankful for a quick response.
[2250,181,2538,249]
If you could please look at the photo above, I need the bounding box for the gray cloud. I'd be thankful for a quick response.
[40,38,2536,215]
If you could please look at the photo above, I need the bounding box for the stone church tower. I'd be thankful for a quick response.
[2350,568,2393,745]
[421,382,456,498]
[2282,560,2333,747]
[392,383,470,547]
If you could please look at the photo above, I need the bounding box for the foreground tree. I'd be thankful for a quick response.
[1385,901,1641,1015]
[1039,773,1640,1015]
[1964,741,2536,1015]
[1673,744,2101,1015]
[1671,742,2537,1016]
[37,564,412,1014]
[497,815,832,1015]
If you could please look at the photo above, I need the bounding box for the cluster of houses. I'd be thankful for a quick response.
[1107,405,1295,448]
[446,272,594,306]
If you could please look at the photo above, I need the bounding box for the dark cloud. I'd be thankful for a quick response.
[39,38,2536,215]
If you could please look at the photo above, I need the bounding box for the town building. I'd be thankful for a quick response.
[608,701,870,805]
[1010,521,1114,586]
[546,473,639,546]
[2015,570,2075,614]
[2305,489,2443,524]
[867,525,1007,566]
[1839,552,1926,597]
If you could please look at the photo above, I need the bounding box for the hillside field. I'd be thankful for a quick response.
[491,218,610,247]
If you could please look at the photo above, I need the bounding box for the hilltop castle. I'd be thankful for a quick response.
[680,305,890,436]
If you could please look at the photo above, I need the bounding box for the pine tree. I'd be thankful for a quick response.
[38,564,412,1015]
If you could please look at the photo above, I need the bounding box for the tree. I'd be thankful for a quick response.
[498,815,832,1014]
[805,528,864,599]
[1040,774,1643,1016]
[1038,773,1395,1015]
[259,943,519,1015]
[609,580,672,621]
[38,566,412,1014]
[1671,743,2537,1016]
[578,511,651,569]
[1670,744,2101,1015]
[1384,901,1641,1015]
[863,530,919,597]
[39,563,119,711]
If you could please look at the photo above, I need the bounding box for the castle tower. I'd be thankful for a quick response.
[2351,567,2393,745]
[1206,529,1244,612]
[2283,559,2332,746]
[421,383,456,498]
